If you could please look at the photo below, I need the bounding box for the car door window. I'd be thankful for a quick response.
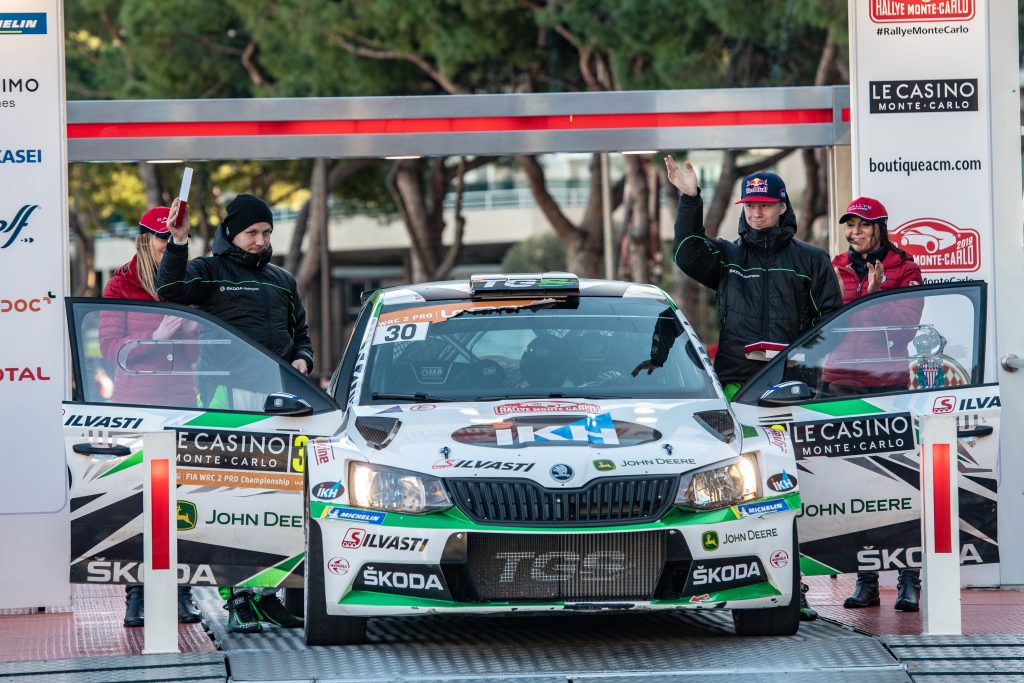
[69,298,333,412]
[736,282,985,403]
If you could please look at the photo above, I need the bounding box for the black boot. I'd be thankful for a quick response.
[178,585,202,624]
[894,569,921,611]
[844,571,880,608]
[799,581,817,621]
[123,584,144,627]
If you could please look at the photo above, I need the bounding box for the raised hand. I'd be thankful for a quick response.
[664,156,698,197]
[166,197,190,244]
[152,315,185,341]
[866,261,885,294]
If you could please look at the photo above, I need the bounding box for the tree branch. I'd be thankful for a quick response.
[325,30,465,95]
[434,157,467,280]
[515,155,580,242]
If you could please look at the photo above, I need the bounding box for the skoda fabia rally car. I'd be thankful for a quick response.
[304,273,801,644]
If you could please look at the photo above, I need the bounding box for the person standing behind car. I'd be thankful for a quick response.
[831,197,924,613]
[157,194,308,634]
[99,206,201,628]
[664,157,842,623]
[664,157,843,400]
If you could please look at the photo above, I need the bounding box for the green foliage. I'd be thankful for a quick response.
[501,232,567,273]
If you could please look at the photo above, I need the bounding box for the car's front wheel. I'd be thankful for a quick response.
[731,519,801,636]
[304,519,368,645]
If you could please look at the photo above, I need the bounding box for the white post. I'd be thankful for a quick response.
[919,415,961,635]
[142,431,179,653]
[600,152,613,280]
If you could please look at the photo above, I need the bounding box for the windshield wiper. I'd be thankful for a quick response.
[446,299,557,320]
[371,392,454,402]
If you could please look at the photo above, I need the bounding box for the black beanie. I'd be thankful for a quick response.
[223,194,273,241]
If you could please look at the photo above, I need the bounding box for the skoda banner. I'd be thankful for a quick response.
[0,0,70,608]
[849,1,990,286]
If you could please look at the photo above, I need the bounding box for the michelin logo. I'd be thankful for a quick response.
[736,499,790,517]
[325,506,386,525]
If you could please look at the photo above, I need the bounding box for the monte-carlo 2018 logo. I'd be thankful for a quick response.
[0,14,47,35]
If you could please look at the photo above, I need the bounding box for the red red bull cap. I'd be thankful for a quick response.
[840,197,888,224]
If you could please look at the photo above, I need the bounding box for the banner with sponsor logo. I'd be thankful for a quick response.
[849,1,990,286]
[0,1,70,608]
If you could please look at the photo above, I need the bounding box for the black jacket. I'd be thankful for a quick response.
[672,192,842,385]
[156,230,314,386]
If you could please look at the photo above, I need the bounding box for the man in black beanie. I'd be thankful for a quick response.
[157,193,310,633]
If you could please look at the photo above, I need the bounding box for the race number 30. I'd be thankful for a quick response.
[373,322,428,345]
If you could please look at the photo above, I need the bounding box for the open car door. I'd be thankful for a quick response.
[64,298,342,589]
[731,281,999,579]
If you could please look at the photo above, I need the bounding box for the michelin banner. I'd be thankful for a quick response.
[849,1,989,287]
[0,0,71,608]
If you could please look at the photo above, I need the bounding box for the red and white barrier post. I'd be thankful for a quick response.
[919,415,961,635]
[142,431,179,653]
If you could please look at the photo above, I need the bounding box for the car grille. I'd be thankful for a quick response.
[445,476,677,527]
[466,531,666,602]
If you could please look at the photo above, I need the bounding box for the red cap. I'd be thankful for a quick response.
[139,206,171,238]
[840,197,887,224]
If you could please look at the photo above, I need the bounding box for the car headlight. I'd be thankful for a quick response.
[675,453,759,510]
[348,461,452,514]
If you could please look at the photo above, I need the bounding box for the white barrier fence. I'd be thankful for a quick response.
[142,431,179,654]
[919,415,961,635]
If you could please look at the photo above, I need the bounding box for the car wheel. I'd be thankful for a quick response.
[304,518,367,645]
[731,519,801,636]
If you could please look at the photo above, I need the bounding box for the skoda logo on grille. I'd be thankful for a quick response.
[550,463,574,482]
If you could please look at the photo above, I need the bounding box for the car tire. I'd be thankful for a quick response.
[732,519,801,636]
[304,518,368,645]
[283,587,305,619]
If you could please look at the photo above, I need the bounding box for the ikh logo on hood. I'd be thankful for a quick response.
[451,412,661,449]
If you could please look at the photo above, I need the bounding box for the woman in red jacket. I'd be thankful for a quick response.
[824,197,924,394]
[99,206,201,627]
[827,197,924,614]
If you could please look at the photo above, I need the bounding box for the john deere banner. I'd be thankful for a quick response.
[0,0,70,607]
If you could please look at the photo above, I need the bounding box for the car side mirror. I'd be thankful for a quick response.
[757,380,813,406]
[264,392,314,416]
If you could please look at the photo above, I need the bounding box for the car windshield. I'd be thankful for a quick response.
[359,296,717,403]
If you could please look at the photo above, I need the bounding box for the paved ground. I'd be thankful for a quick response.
[2,577,1024,681]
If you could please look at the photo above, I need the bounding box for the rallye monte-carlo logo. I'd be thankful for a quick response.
[890,217,980,273]
[450,412,661,448]
[789,413,914,459]
[870,0,974,23]
[494,400,600,416]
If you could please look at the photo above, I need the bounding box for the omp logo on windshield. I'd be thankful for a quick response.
[0,14,47,35]
[870,0,974,22]
[890,218,980,272]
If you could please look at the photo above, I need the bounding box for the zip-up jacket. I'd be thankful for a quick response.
[673,191,842,385]
[156,230,314,388]
[100,255,198,406]
[823,247,923,390]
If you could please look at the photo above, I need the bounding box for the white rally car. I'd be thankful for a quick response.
[303,274,800,643]
[67,274,994,646]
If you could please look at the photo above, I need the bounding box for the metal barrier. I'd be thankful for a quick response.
[919,415,961,635]
[142,431,179,653]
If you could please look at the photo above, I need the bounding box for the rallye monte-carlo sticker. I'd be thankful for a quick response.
[68,417,315,588]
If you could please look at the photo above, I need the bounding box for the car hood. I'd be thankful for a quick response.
[348,398,741,488]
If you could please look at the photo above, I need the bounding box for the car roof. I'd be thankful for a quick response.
[376,279,670,305]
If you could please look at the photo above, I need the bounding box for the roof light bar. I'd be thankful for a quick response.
[469,272,580,299]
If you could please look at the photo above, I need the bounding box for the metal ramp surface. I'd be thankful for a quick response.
[0,652,225,683]
[884,633,1024,680]
[194,590,909,683]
